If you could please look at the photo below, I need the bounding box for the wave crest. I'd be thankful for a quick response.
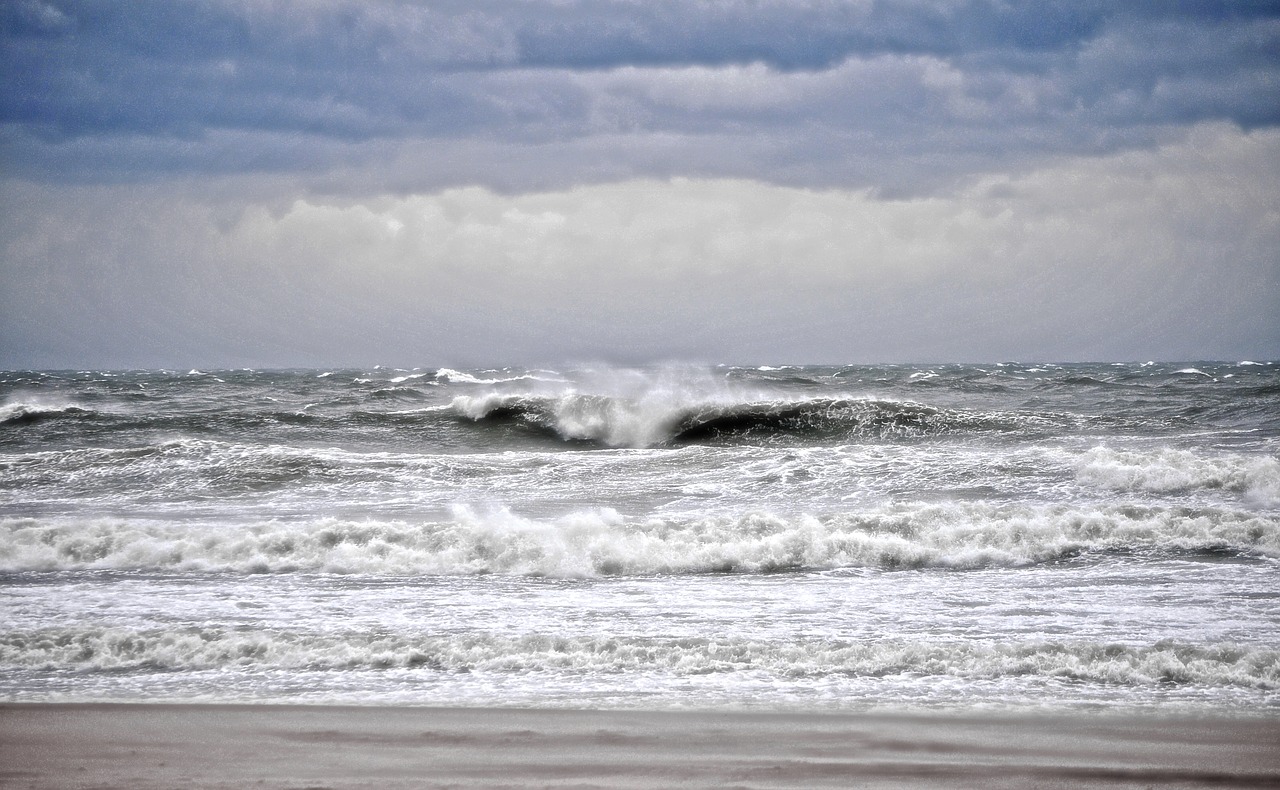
[2,627,1275,691]
[1077,447,1280,506]
[3,504,1275,576]
[0,401,94,426]
[451,393,1032,448]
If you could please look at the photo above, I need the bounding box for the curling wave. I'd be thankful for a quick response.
[0,401,95,426]
[451,393,1050,448]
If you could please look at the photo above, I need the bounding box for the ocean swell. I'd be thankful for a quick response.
[451,393,1044,448]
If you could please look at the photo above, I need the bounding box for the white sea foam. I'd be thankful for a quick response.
[3,503,1274,576]
[435,368,558,385]
[2,626,1275,691]
[1077,447,1280,506]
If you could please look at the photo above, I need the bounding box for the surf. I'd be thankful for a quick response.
[450,392,1042,448]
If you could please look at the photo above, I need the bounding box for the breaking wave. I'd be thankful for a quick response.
[434,368,563,385]
[451,393,1049,448]
[2,627,1275,691]
[1077,447,1280,506]
[3,504,1275,576]
[0,401,95,426]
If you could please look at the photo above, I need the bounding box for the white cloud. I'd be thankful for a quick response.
[2,123,1276,366]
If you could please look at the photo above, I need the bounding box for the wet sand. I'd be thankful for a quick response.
[2,703,1277,789]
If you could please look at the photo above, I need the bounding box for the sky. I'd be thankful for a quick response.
[2,0,1278,368]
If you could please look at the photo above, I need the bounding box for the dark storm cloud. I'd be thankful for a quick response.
[3,0,1278,191]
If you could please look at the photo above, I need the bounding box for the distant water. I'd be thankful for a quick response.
[2,363,1278,710]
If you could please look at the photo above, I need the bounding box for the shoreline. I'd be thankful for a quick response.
[3,703,1278,788]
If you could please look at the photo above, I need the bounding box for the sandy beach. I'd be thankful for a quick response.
[2,703,1277,789]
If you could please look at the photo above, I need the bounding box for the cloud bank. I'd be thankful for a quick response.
[1,1,1277,366]
[4,124,1274,367]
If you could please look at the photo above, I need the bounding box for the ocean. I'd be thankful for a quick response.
[2,362,1277,712]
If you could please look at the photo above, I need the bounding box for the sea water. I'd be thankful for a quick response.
[1,363,1277,710]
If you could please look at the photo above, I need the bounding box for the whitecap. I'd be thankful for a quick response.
[3,502,1275,577]
[4,626,1275,693]
[0,400,91,425]
[1076,446,1280,506]
[435,368,556,385]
